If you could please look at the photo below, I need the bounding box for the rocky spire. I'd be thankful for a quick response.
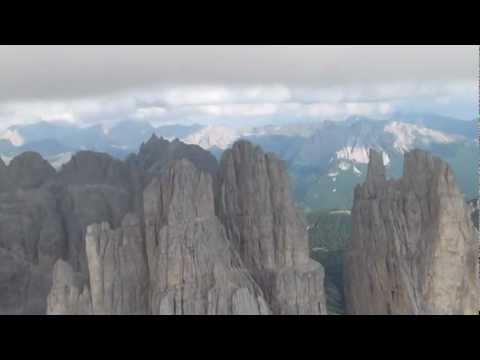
[85,214,150,315]
[366,149,386,184]
[48,159,270,315]
[215,140,327,314]
[144,159,269,315]
[344,149,479,314]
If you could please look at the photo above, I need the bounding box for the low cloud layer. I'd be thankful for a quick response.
[0,45,476,101]
[0,46,477,128]
[0,80,475,130]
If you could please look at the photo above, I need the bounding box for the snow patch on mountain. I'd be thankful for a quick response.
[336,146,390,165]
[382,152,390,166]
[338,161,351,171]
[1,152,73,170]
[1,155,13,165]
[384,121,455,153]
[336,146,370,164]
[111,144,131,150]
[48,152,74,170]
[183,125,239,150]
[330,209,351,215]
[0,128,24,146]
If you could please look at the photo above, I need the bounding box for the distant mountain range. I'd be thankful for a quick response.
[0,121,203,168]
[0,113,476,210]
[263,117,477,210]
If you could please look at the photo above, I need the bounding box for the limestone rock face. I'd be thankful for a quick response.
[0,151,137,314]
[344,149,479,315]
[0,188,66,314]
[56,184,132,276]
[0,158,10,193]
[7,151,56,190]
[57,151,134,190]
[0,152,64,312]
[365,148,386,195]
[0,151,56,193]
[84,215,149,314]
[128,134,218,177]
[0,142,220,315]
[216,140,327,314]
[0,183,132,314]
[47,259,92,315]
[144,159,269,315]
[55,151,140,276]
[48,159,270,315]
[47,215,150,315]
[127,135,219,230]
[0,247,52,315]
[3,139,326,315]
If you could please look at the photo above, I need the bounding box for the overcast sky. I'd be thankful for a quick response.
[0,45,477,129]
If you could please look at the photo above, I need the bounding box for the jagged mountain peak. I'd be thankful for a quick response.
[183,124,240,150]
[131,135,218,176]
[146,158,215,221]
[216,138,327,314]
[57,150,133,188]
[7,151,56,190]
[346,148,478,314]
[384,121,457,153]
[366,149,386,184]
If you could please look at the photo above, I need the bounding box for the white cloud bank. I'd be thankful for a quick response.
[0,79,475,130]
[0,46,476,129]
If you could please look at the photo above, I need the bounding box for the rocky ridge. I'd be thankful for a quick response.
[0,137,220,314]
[46,158,277,314]
[0,136,326,315]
